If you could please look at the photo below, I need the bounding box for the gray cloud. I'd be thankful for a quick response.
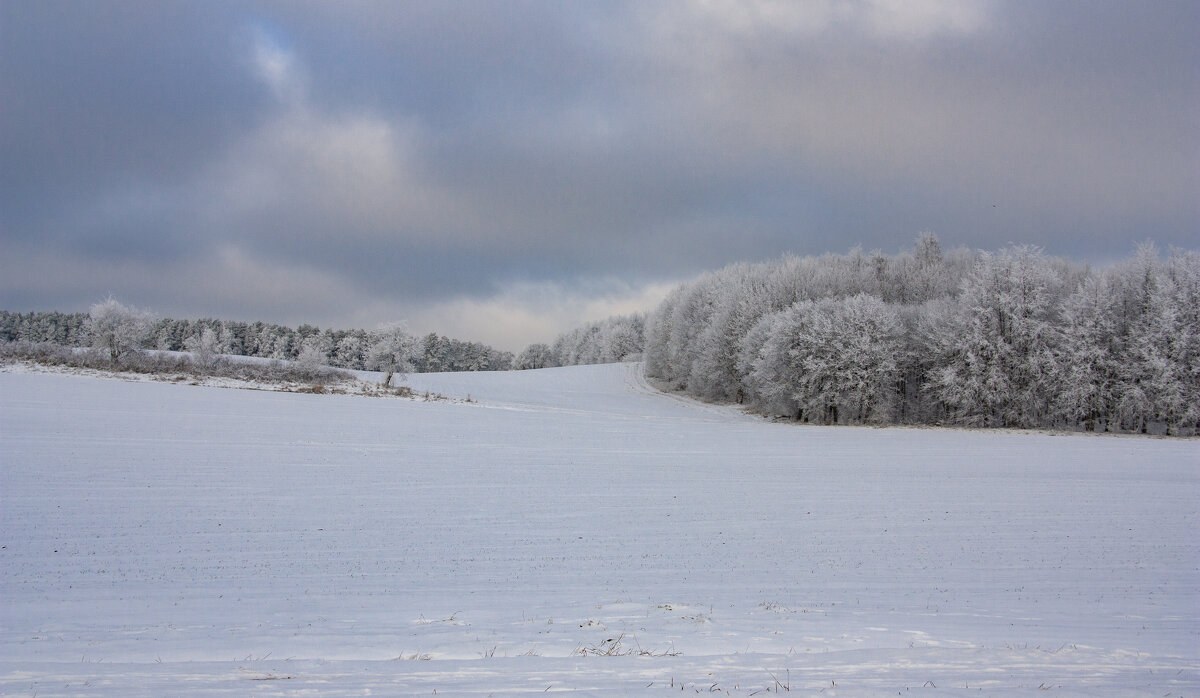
[2,1,1196,349]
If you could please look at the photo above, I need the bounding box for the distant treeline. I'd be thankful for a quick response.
[0,312,513,373]
[514,314,646,370]
[643,235,1199,436]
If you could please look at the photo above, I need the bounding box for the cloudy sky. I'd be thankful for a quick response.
[2,1,1196,351]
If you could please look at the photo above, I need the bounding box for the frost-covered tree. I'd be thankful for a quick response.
[367,323,417,387]
[927,246,1068,427]
[742,310,803,418]
[86,298,155,365]
[642,237,1184,432]
[811,294,903,423]
[899,231,956,304]
[904,297,969,423]
[1159,248,1200,434]
[409,332,510,372]
[665,274,721,390]
[1112,245,1200,434]
[334,331,368,370]
[543,314,646,368]
[1054,274,1119,431]
[604,315,645,362]
[746,295,902,424]
[267,329,295,361]
[643,288,681,380]
[153,318,188,351]
[690,263,773,401]
[184,327,225,370]
[295,339,329,378]
[1105,243,1160,432]
[515,343,555,370]
[0,311,88,345]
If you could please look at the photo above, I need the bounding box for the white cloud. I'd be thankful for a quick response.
[250,25,306,105]
[859,0,991,39]
[202,35,469,247]
[683,0,991,39]
[211,109,445,236]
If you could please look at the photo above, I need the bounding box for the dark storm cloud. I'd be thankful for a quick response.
[1,1,1196,348]
[1,2,267,226]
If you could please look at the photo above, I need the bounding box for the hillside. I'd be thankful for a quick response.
[1,363,1196,695]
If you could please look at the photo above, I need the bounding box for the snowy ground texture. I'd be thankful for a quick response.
[1,362,1197,696]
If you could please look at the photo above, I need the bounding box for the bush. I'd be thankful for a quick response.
[0,341,355,385]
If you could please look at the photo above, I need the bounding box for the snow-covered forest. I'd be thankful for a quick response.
[0,311,513,373]
[4,238,1197,437]
[645,237,1199,436]
[515,314,647,370]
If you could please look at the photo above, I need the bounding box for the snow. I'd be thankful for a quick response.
[1,362,1197,696]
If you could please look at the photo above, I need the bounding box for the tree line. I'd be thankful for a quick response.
[0,309,513,373]
[644,236,1199,436]
[514,314,646,370]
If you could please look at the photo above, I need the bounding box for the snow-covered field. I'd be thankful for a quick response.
[1,362,1196,696]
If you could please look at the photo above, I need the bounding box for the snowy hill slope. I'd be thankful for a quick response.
[1,363,1197,696]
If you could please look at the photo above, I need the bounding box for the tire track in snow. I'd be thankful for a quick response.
[621,362,756,423]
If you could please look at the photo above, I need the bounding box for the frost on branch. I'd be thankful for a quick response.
[367,323,417,387]
[87,297,155,365]
[644,236,1200,435]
